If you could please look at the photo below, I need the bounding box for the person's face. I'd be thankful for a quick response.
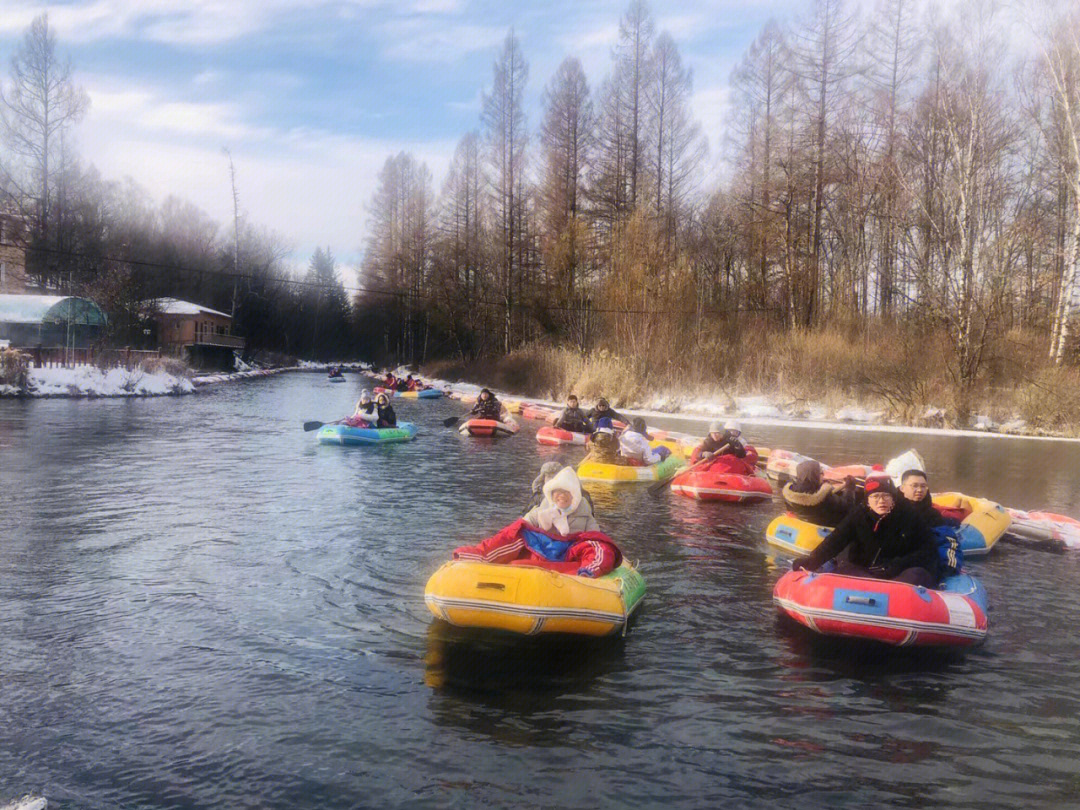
[900,475,929,502]
[480,392,489,401]
[709,431,723,441]
[568,398,578,408]
[867,491,895,516]
[551,489,573,509]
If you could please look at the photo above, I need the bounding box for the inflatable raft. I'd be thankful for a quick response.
[328,375,346,383]
[459,418,520,437]
[577,454,686,484]
[372,387,443,399]
[773,568,988,647]
[425,560,646,637]
[536,426,588,446]
[521,404,559,421]
[671,460,773,502]
[317,422,418,445]
[930,493,1011,556]
[766,449,878,486]
[1006,509,1080,549]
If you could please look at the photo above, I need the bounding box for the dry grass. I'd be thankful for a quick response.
[139,356,192,378]
[0,348,30,388]
[425,325,1080,435]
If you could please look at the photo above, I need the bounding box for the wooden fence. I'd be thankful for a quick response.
[25,347,162,369]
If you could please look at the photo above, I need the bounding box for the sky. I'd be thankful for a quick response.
[0,0,968,277]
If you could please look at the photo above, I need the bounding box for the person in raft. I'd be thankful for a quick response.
[554,394,593,434]
[345,390,379,427]
[792,474,940,587]
[619,417,671,466]
[454,467,619,577]
[375,392,397,427]
[781,458,857,527]
[581,426,626,465]
[470,388,508,421]
[587,397,625,428]
[898,469,961,528]
[526,462,596,512]
[522,465,600,534]
[690,420,752,464]
[383,371,397,389]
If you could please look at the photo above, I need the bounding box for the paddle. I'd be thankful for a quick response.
[648,443,730,496]
[303,419,344,431]
[443,415,462,428]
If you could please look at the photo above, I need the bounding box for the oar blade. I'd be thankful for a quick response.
[303,420,325,432]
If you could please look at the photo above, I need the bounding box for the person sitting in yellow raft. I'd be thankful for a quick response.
[523,465,601,533]
[454,467,619,577]
[619,417,671,465]
[781,458,856,526]
[581,426,625,465]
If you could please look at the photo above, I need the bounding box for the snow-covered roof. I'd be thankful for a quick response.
[0,294,106,325]
[156,298,231,318]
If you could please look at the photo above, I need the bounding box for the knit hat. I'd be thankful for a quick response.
[532,461,564,493]
[863,475,895,497]
[360,389,372,401]
[595,416,614,430]
[708,420,723,433]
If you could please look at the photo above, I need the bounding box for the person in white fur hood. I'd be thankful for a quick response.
[522,465,600,535]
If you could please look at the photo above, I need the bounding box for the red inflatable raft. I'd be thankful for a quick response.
[773,569,988,648]
[536,426,588,446]
[459,418,520,438]
[670,456,773,502]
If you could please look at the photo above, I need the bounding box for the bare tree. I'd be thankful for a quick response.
[0,12,88,279]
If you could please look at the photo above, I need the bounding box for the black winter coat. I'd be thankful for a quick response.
[555,406,593,434]
[698,432,747,458]
[799,499,939,578]
[587,406,625,427]
[471,397,503,420]
[782,483,855,527]
[377,403,397,427]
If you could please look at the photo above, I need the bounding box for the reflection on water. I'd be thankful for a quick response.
[1,375,1079,808]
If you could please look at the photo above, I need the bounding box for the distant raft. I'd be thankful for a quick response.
[317,422,418,445]
[372,387,443,399]
[424,560,646,637]
[536,425,589,446]
[459,417,520,437]
[773,568,988,647]
[577,454,686,484]
[328,375,346,383]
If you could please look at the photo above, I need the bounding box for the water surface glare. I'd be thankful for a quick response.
[2,373,1080,808]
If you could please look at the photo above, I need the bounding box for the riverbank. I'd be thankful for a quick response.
[416,359,1080,443]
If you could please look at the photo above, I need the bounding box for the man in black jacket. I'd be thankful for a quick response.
[792,475,939,587]
[554,395,593,434]
[586,398,625,428]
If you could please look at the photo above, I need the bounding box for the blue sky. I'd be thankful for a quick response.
[0,0,848,272]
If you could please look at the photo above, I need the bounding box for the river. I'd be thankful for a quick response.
[2,372,1079,809]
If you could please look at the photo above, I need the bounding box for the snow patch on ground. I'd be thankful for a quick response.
[24,366,194,397]
[834,406,884,424]
[0,797,46,810]
[736,395,785,419]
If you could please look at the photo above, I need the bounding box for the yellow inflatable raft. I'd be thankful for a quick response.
[931,493,1011,556]
[424,561,647,637]
[766,492,1011,558]
[577,454,686,484]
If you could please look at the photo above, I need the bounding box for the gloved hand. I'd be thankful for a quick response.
[701,451,714,459]
[791,556,812,572]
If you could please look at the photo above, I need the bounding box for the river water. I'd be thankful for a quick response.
[2,372,1079,809]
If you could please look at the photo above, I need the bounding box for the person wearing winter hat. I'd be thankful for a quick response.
[618,417,669,465]
[781,458,857,526]
[690,418,753,469]
[470,388,507,421]
[523,466,600,534]
[525,461,566,512]
[345,390,379,427]
[581,426,625,465]
[587,397,626,428]
[791,474,940,586]
[375,392,397,427]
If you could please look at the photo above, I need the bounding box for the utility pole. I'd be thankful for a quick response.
[223,148,241,317]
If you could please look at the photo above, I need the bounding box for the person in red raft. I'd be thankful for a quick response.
[791,474,940,587]
[453,467,621,578]
[690,420,759,472]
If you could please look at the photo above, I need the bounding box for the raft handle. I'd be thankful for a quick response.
[476,582,506,591]
[845,596,877,606]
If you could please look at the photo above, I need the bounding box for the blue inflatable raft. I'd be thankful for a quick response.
[317,422,418,445]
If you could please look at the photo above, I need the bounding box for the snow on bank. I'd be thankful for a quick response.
[407,367,1080,444]
[12,366,196,397]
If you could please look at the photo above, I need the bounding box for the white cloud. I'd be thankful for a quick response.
[379,19,507,62]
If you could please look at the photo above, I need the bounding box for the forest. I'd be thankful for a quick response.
[355,0,1080,427]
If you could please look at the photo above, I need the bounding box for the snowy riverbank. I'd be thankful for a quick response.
[406,369,1080,444]
[0,365,195,398]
